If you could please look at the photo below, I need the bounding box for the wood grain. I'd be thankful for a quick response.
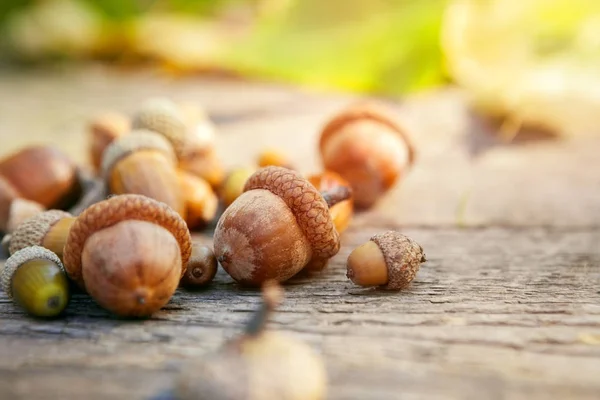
[0,66,599,399]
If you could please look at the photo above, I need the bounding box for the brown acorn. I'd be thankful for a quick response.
[177,170,218,229]
[62,194,192,317]
[213,166,349,286]
[180,244,218,288]
[89,111,130,172]
[346,231,426,290]
[308,171,354,234]
[102,130,185,216]
[319,102,415,208]
[0,146,80,210]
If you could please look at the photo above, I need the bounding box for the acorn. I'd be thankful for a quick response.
[308,171,354,234]
[177,170,218,229]
[8,210,75,261]
[1,246,69,318]
[180,244,218,288]
[102,130,185,216]
[131,97,225,188]
[62,194,192,317]
[89,111,130,173]
[346,231,426,290]
[219,166,256,208]
[0,145,81,210]
[319,102,415,208]
[213,166,349,286]
[257,148,294,170]
[174,281,327,400]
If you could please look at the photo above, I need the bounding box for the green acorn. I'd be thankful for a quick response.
[1,246,70,317]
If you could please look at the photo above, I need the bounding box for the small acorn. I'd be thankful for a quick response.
[214,166,349,286]
[180,244,218,288]
[62,194,192,317]
[132,98,224,188]
[89,111,130,173]
[102,130,185,216]
[219,167,256,208]
[174,281,327,400]
[308,171,354,234]
[177,170,218,229]
[8,210,75,261]
[346,231,426,290]
[257,148,294,170]
[1,246,70,318]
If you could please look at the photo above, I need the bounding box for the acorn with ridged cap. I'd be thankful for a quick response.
[346,231,426,290]
[102,129,185,216]
[1,246,69,317]
[131,97,224,188]
[213,166,351,286]
[174,282,327,400]
[62,194,192,317]
[9,210,75,261]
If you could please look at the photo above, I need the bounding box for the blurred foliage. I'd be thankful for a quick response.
[0,0,599,136]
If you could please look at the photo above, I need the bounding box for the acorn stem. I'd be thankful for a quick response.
[244,281,284,337]
[321,186,352,208]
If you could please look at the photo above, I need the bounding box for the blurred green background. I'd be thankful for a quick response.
[0,0,598,136]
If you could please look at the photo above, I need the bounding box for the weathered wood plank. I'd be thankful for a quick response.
[1,227,599,399]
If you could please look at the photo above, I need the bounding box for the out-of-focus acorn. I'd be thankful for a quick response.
[346,231,426,290]
[219,167,256,208]
[62,194,192,317]
[131,97,225,188]
[257,148,294,170]
[180,244,218,288]
[8,210,75,261]
[319,102,415,209]
[0,146,81,210]
[174,281,327,400]
[1,246,69,318]
[308,171,354,234]
[102,130,185,216]
[89,111,130,173]
[177,170,218,230]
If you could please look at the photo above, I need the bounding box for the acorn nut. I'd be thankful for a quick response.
[257,148,294,170]
[214,166,349,286]
[62,194,192,317]
[102,130,185,216]
[180,244,218,288]
[1,246,70,318]
[132,97,224,188]
[175,282,327,400]
[219,167,256,208]
[308,171,354,234]
[319,102,415,208]
[8,209,75,261]
[89,111,130,173]
[0,145,81,210]
[346,231,426,290]
[177,170,218,229]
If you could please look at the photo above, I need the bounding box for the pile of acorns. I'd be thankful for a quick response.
[0,98,427,398]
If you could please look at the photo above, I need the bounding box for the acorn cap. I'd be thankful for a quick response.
[101,129,176,178]
[131,97,188,157]
[370,231,426,290]
[9,210,72,255]
[63,194,192,289]
[319,101,416,165]
[244,166,340,270]
[1,246,63,299]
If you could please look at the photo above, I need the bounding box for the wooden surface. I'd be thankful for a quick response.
[0,65,599,399]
